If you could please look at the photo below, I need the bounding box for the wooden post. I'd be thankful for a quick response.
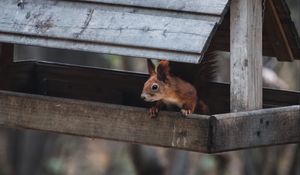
[230,0,263,112]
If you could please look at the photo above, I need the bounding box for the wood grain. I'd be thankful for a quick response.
[0,89,299,153]
[70,0,229,16]
[211,105,300,152]
[0,90,211,152]
[0,0,228,63]
[230,0,263,112]
[0,0,214,53]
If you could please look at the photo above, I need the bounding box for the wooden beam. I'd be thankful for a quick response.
[0,90,299,153]
[230,0,263,112]
[211,105,300,152]
[0,90,211,152]
[72,0,230,16]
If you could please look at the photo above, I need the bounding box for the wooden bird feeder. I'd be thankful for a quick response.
[0,0,299,153]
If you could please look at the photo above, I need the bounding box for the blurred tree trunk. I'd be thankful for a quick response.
[129,145,164,175]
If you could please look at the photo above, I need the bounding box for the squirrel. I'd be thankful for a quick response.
[140,53,217,117]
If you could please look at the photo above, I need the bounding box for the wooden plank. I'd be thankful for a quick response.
[211,105,300,152]
[0,89,299,153]
[0,34,200,63]
[263,88,300,108]
[70,0,230,16]
[0,0,221,63]
[0,0,214,53]
[230,0,263,112]
[0,90,211,152]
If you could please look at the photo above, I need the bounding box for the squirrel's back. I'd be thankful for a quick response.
[169,53,217,113]
[169,53,217,95]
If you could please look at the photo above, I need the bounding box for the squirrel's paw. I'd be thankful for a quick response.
[181,109,192,116]
[149,107,159,118]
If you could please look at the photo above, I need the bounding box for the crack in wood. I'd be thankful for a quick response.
[74,8,94,38]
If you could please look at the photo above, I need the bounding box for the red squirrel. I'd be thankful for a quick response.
[141,53,216,117]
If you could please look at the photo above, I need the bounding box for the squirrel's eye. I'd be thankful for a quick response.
[151,83,159,91]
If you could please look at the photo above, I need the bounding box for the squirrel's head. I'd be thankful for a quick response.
[141,59,170,102]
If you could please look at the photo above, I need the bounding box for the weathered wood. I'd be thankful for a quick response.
[0,0,214,53]
[0,34,203,63]
[230,0,263,112]
[1,0,298,62]
[0,0,229,63]
[0,89,299,153]
[0,1,213,53]
[211,105,300,152]
[0,90,211,152]
[71,0,229,16]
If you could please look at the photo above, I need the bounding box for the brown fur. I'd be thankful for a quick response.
[141,54,216,117]
[141,60,198,117]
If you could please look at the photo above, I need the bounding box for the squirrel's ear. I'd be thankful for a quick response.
[147,59,155,76]
[157,60,170,82]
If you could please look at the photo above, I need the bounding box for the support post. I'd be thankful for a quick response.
[230,0,263,112]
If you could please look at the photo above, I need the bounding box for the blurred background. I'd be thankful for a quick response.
[0,0,299,175]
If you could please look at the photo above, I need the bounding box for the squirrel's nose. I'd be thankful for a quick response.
[141,94,146,100]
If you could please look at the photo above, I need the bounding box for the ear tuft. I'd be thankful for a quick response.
[147,59,155,76]
[157,60,170,82]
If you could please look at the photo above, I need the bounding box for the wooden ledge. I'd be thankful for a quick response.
[0,90,211,152]
[212,106,300,152]
[0,90,299,153]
